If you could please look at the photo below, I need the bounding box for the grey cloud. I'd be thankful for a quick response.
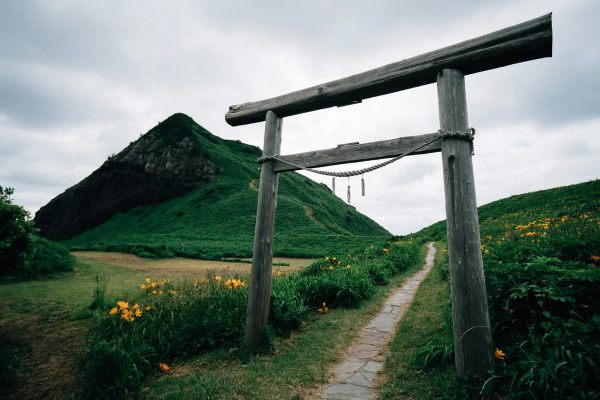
[0,0,598,234]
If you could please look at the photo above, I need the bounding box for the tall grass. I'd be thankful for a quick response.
[80,239,421,398]
[402,180,600,399]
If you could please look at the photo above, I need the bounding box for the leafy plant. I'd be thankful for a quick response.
[0,186,74,279]
[89,274,110,310]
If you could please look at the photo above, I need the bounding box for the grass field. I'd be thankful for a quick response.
[0,258,143,399]
[0,253,311,399]
[0,245,421,399]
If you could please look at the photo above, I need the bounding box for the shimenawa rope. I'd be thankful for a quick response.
[257,128,475,178]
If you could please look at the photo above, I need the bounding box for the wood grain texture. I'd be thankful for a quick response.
[272,133,441,173]
[437,69,494,377]
[226,13,552,126]
[244,110,282,350]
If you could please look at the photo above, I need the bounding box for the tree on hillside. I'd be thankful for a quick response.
[0,186,34,275]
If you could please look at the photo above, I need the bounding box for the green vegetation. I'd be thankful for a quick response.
[382,179,600,399]
[80,240,421,398]
[59,114,389,259]
[0,258,145,395]
[0,186,74,279]
[142,246,427,400]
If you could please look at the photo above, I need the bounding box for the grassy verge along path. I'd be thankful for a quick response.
[376,242,455,399]
[323,243,436,399]
[141,246,430,400]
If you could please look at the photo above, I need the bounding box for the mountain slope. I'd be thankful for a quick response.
[35,113,390,259]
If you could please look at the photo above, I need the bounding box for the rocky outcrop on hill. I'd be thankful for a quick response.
[34,114,218,240]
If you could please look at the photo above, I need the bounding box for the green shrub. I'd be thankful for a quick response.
[83,336,155,399]
[473,210,599,398]
[0,186,74,279]
[296,259,375,308]
[483,258,600,399]
[269,274,308,333]
[21,236,75,277]
[82,274,249,397]
[0,186,34,276]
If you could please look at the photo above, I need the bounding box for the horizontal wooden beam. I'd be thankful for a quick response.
[226,13,552,126]
[273,132,441,173]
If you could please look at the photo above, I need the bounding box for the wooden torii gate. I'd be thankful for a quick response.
[225,14,552,377]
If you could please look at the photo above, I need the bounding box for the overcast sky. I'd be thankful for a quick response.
[1,0,598,235]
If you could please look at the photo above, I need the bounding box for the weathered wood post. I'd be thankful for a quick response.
[245,110,282,350]
[437,69,494,377]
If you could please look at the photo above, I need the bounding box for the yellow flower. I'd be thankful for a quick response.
[329,266,334,271]
[144,278,151,283]
[495,348,506,360]
[215,275,222,283]
[109,307,118,315]
[345,264,351,269]
[159,362,170,372]
[145,306,153,311]
[225,279,246,290]
[116,301,129,310]
[120,309,135,322]
[318,302,329,314]
[524,232,536,237]
[383,248,390,253]
[134,309,142,317]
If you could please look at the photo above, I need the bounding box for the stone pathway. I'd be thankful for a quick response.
[322,243,437,400]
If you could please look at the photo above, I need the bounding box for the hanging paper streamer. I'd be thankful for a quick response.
[361,175,365,196]
[332,177,335,194]
[347,178,351,204]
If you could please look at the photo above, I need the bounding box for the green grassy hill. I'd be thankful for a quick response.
[380,179,600,399]
[37,113,389,259]
[410,179,600,252]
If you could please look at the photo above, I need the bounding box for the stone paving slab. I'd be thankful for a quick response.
[322,243,437,400]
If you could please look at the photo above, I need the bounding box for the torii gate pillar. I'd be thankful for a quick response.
[437,69,494,376]
[244,110,282,350]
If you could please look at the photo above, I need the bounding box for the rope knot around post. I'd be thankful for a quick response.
[437,127,476,155]
[256,155,273,164]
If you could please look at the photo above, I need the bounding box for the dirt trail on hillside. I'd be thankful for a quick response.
[73,251,314,278]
